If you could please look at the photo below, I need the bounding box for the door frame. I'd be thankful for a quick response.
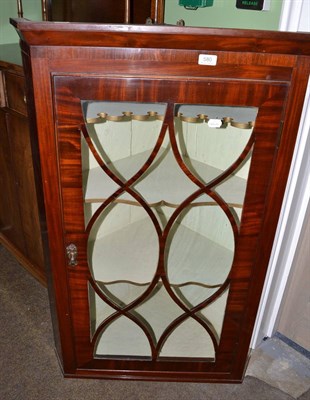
[251,0,310,348]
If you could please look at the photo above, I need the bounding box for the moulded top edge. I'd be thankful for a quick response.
[10,18,310,56]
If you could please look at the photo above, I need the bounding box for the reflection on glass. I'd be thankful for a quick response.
[82,101,257,360]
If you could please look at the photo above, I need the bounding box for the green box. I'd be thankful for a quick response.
[179,0,214,8]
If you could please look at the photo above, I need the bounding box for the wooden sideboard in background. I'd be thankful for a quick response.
[0,44,46,285]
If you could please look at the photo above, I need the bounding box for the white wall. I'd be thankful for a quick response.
[299,0,310,32]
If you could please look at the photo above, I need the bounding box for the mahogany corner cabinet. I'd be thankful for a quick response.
[12,18,310,382]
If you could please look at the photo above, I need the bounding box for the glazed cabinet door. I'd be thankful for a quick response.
[53,75,288,381]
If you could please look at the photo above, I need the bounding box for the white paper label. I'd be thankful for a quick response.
[208,119,222,128]
[198,54,218,66]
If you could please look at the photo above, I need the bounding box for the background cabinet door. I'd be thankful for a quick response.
[46,0,157,24]
[7,112,45,271]
[0,68,45,284]
[0,110,26,253]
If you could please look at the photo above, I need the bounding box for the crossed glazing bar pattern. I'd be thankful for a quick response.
[81,101,257,360]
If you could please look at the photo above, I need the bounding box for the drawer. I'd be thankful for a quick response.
[5,71,27,115]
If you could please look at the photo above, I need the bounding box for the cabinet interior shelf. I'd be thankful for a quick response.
[83,150,247,209]
[89,217,233,303]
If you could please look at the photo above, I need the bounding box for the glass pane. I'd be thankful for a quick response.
[134,281,183,342]
[82,100,258,361]
[175,104,257,217]
[201,287,230,340]
[166,195,235,307]
[81,101,167,223]
[88,283,115,336]
[160,318,215,359]
[95,316,152,357]
[88,202,159,296]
